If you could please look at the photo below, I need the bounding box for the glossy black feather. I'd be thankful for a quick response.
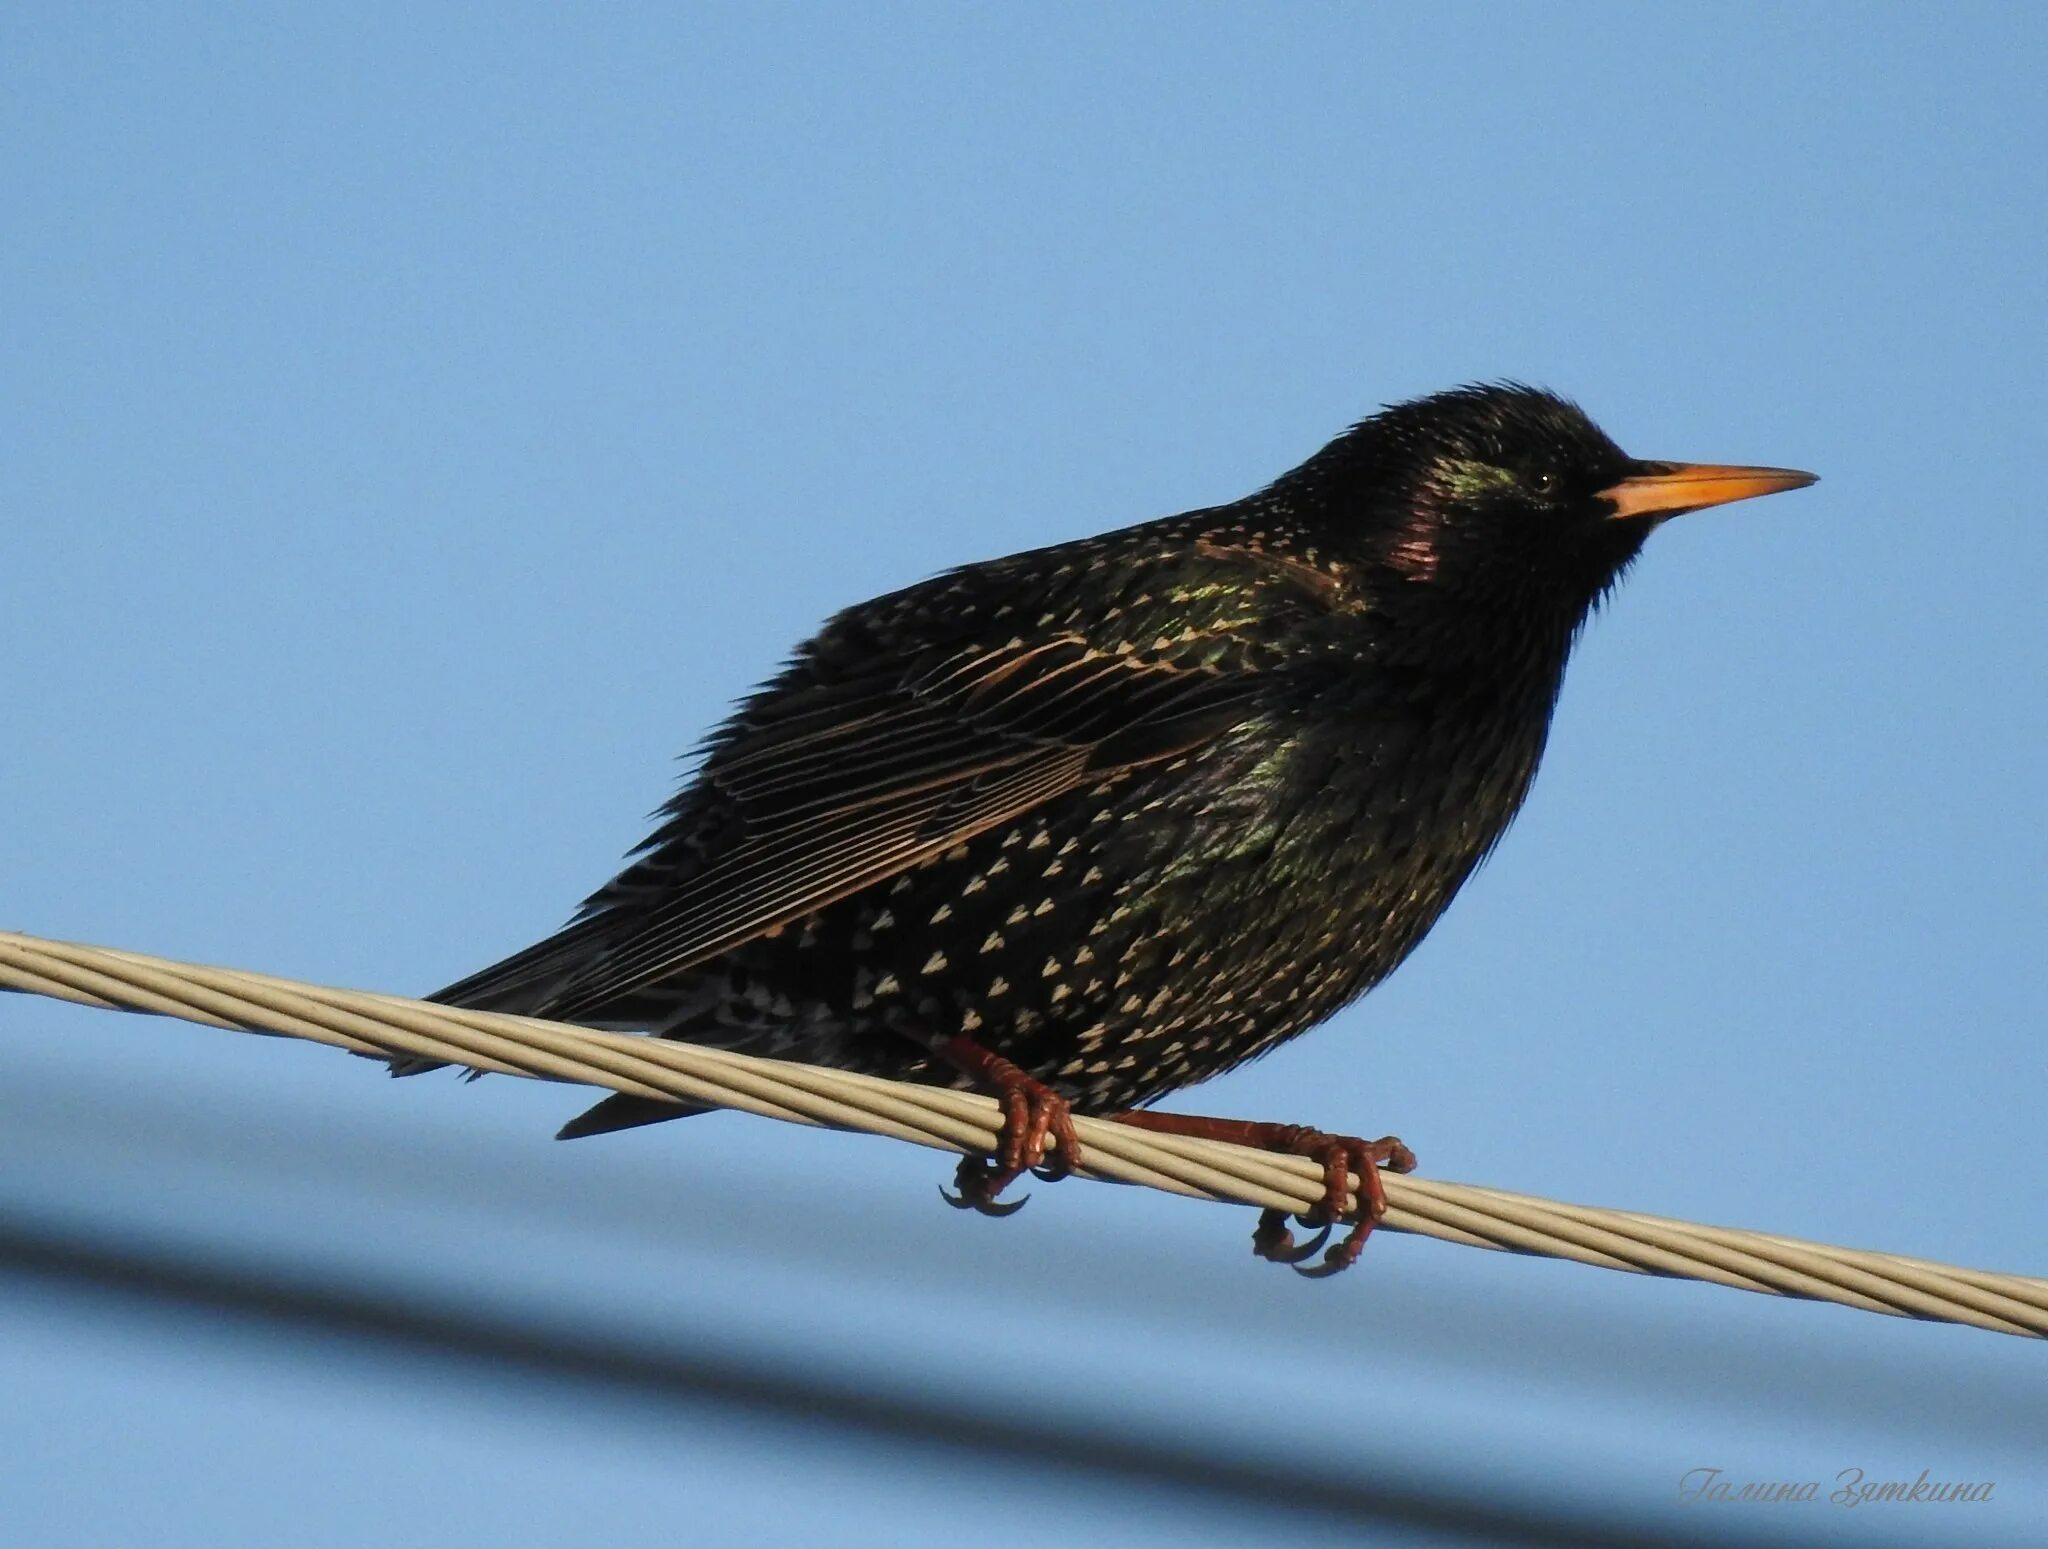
[424,539,1319,1030]
[405,385,1762,1138]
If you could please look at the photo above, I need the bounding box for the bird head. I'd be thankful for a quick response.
[1277,383,1816,621]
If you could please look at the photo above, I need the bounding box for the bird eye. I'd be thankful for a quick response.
[1529,469,1561,496]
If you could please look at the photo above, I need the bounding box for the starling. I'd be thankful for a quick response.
[399,384,1815,1275]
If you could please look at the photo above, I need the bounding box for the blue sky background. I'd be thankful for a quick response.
[4,4,2044,1544]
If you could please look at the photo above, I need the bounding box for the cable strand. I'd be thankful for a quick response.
[2,929,2040,1338]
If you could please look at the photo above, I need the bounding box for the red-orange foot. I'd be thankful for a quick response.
[936,1036,1082,1217]
[1112,1112,1416,1278]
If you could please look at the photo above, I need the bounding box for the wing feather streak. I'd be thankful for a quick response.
[546,748,1089,1015]
[496,626,1272,1021]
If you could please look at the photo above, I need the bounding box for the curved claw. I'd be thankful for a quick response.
[939,1182,1029,1216]
[1294,1223,1373,1280]
[1270,1222,1334,1265]
[1295,1252,1351,1281]
[933,1039,1081,1220]
[942,1155,1033,1216]
[1251,1207,1333,1265]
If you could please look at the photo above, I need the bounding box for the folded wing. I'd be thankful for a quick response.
[438,632,1263,1025]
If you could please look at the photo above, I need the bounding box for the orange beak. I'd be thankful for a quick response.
[1599,461,1818,521]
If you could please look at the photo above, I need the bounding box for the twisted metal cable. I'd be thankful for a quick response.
[3,929,2042,1338]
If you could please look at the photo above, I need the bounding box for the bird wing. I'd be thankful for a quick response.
[515,632,1262,1022]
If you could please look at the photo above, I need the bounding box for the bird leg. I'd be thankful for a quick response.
[935,1035,1082,1217]
[1109,1111,1416,1278]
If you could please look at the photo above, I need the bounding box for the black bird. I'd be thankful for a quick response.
[399,384,1815,1274]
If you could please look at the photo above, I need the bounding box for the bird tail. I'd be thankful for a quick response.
[554,1092,716,1139]
[382,913,620,1077]
[381,918,724,1142]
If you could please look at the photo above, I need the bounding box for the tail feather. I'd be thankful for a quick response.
[428,913,618,1012]
[383,914,620,1078]
[555,1092,716,1140]
[384,922,725,1145]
